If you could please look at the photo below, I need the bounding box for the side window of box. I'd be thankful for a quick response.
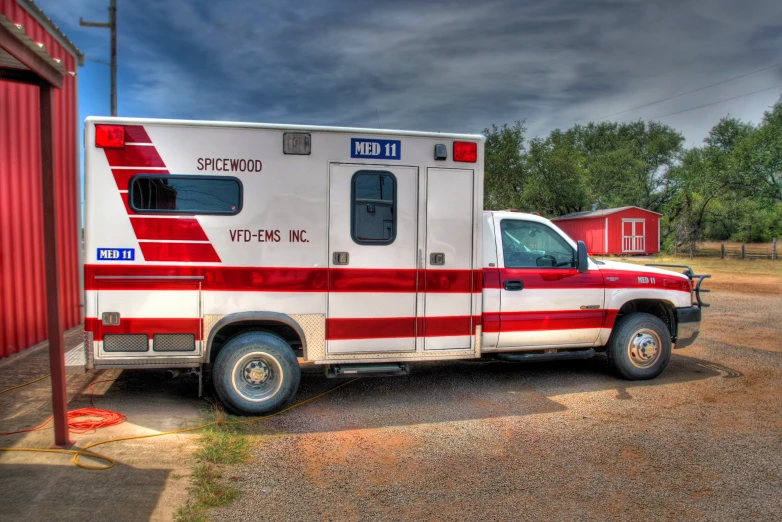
[129,175,242,215]
[351,171,396,245]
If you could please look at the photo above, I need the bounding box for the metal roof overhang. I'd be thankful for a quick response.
[0,11,65,87]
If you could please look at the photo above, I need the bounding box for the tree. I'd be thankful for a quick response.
[483,121,527,210]
[734,97,782,203]
[523,130,591,215]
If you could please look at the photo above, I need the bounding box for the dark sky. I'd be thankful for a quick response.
[40,0,782,146]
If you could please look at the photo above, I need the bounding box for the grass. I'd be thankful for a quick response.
[624,255,782,277]
[174,401,251,522]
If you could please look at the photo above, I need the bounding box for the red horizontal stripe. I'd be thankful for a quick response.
[421,315,473,337]
[139,242,221,263]
[113,169,169,190]
[85,317,201,341]
[326,315,478,340]
[483,268,606,290]
[130,217,209,241]
[331,268,416,292]
[482,309,616,333]
[601,269,690,293]
[104,145,166,168]
[482,268,690,293]
[85,265,481,293]
[327,317,415,340]
[123,125,152,144]
[425,269,480,293]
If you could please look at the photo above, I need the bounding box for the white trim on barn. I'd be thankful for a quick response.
[622,218,646,253]
[605,217,608,253]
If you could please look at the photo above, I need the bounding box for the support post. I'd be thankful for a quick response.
[39,81,71,447]
[741,244,745,260]
[109,0,117,116]
[689,242,694,260]
[773,238,777,261]
[721,243,725,259]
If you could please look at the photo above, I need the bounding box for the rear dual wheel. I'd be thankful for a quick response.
[213,331,301,415]
[607,313,672,380]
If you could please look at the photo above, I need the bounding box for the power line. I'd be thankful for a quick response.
[650,83,782,120]
[593,62,782,121]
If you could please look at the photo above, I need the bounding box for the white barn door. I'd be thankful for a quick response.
[622,219,645,253]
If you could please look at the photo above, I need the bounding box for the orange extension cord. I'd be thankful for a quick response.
[0,378,126,437]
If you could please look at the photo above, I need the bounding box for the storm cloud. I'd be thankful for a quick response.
[41,0,782,144]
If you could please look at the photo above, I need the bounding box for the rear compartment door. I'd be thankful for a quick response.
[95,277,202,359]
[423,168,475,350]
[327,164,419,354]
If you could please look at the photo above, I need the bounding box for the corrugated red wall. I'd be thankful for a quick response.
[555,216,607,254]
[0,0,80,358]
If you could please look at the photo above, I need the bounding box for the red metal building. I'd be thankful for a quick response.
[552,206,662,256]
[0,0,83,358]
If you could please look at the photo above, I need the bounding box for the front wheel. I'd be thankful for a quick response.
[212,331,301,415]
[607,313,672,380]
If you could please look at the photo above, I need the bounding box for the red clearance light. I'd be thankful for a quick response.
[454,141,477,162]
[95,124,125,148]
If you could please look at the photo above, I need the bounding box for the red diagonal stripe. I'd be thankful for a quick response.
[139,242,221,263]
[123,125,153,143]
[113,169,169,190]
[130,217,209,241]
[104,145,165,167]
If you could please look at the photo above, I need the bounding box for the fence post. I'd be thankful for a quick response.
[721,244,725,259]
[741,244,745,260]
[674,241,678,256]
[773,238,777,261]
[689,243,694,260]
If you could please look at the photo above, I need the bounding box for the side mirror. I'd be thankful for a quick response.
[577,241,589,273]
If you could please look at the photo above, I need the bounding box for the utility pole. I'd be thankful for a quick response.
[80,0,117,116]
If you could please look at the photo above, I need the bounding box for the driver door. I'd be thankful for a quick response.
[495,217,605,348]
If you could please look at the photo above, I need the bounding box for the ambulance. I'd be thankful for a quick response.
[83,117,708,414]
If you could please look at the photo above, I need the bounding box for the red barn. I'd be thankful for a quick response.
[0,0,83,358]
[552,206,662,256]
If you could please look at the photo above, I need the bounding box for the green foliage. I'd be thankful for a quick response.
[483,95,782,248]
[483,121,527,210]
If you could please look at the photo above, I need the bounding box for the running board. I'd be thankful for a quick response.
[494,348,596,363]
[326,363,409,378]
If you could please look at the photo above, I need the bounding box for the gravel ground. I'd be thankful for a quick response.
[210,288,782,522]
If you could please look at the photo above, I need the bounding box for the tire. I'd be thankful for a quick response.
[607,313,672,381]
[212,330,301,415]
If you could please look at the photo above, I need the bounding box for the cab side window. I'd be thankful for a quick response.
[352,171,396,245]
[500,219,575,268]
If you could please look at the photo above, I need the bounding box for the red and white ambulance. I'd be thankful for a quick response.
[83,117,708,414]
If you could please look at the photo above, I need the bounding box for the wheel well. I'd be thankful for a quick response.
[208,320,304,364]
[616,299,676,338]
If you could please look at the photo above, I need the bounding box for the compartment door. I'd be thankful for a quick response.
[327,164,419,354]
[423,168,475,350]
[96,278,202,357]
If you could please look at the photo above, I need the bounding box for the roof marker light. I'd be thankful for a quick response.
[454,141,477,163]
[95,125,125,148]
[283,132,311,155]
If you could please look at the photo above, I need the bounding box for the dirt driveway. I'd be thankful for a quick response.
[206,273,781,522]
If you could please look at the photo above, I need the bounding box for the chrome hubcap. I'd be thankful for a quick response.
[628,329,661,369]
[231,352,284,402]
[244,360,271,385]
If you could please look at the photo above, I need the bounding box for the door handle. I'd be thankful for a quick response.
[333,252,349,265]
[504,280,524,291]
